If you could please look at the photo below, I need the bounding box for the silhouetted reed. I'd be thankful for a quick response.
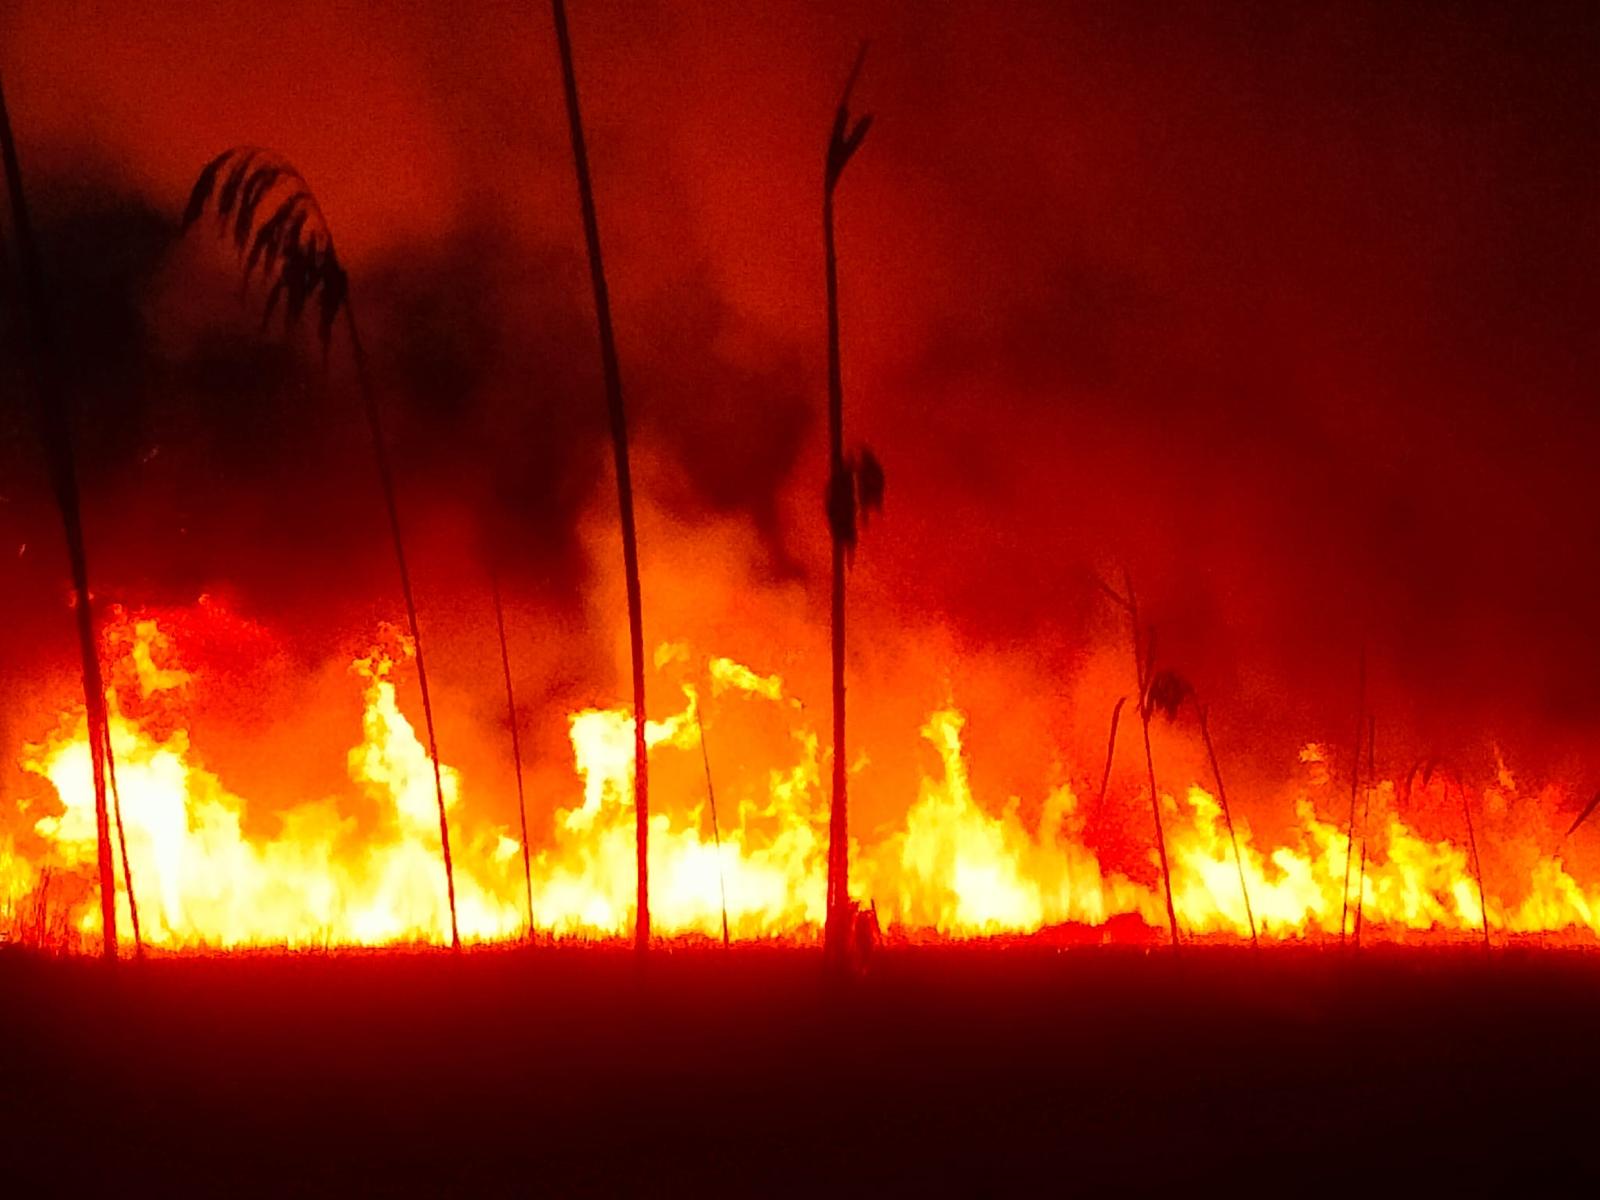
[550,0,652,953]
[182,146,461,949]
[822,44,883,970]
[1095,571,1180,949]
[1,71,120,958]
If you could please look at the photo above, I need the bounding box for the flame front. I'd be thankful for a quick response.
[5,610,1600,950]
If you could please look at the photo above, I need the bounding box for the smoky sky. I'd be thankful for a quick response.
[2,0,1598,780]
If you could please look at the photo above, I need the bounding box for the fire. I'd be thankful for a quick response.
[4,606,1600,952]
[18,627,524,948]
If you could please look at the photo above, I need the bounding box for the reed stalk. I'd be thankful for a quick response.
[491,570,535,940]
[1459,778,1491,953]
[0,71,119,958]
[1197,705,1256,949]
[821,45,877,969]
[1096,570,1179,949]
[551,0,650,954]
[1340,650,1365,947]
[103,721,143,957]
[1352,715,1374,949]
[182,147,460,949]
[693,700,730,948]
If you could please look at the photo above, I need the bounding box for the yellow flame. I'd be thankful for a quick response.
[6,613,1600,951]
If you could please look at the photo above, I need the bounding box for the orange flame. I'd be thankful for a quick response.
[5,608,1600,951]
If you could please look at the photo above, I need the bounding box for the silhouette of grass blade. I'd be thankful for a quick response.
[1566,790,1600,838]
[182,149,233,230]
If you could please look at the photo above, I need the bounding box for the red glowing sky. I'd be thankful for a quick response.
[2,1,1597,794]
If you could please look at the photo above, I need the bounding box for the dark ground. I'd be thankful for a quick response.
[2,943,1596,1195]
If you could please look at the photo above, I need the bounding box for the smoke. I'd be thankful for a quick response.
[2,0,1598,817]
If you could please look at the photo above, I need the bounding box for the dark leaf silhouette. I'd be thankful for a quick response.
[1097,695,1127,804]
[827,449,888,557]
[1398,756,1432,809]
[827,460,857,550]
[856,446,885,523]
[1145,669,1194,721]
[1566,790,1600,838]
[181,149,232,229]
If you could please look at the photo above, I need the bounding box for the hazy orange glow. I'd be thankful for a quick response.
[5,603,1598,952]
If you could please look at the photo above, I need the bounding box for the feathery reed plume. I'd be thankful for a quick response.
[490,570,535,940]
[693,697,730,948]
[181,146,460,949]
[551,0,651,955]
[1094,571,1179,949]
[821,42,881,969]
[0,71,119,959]
[1340,649,1366,947]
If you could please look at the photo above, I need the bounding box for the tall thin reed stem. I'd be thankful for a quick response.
[491,570,535,940]
[693,701,730,948]
[1124,573,1179,950]
[1353,715,1374,948]
[1198,706,1256,949]
[821,45,872,968]
[181,146,461,950]
[1459,778,1491,952]
[1340,650,1366,946]
[103,720,142,957]
[0,71,119,959]
[344,308,459,950]
[551,0,650,956]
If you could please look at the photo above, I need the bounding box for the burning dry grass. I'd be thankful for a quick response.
[5,604,1600,954]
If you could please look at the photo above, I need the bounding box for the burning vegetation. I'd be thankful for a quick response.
[5,602,1600,952]
[2,4,1598,964]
